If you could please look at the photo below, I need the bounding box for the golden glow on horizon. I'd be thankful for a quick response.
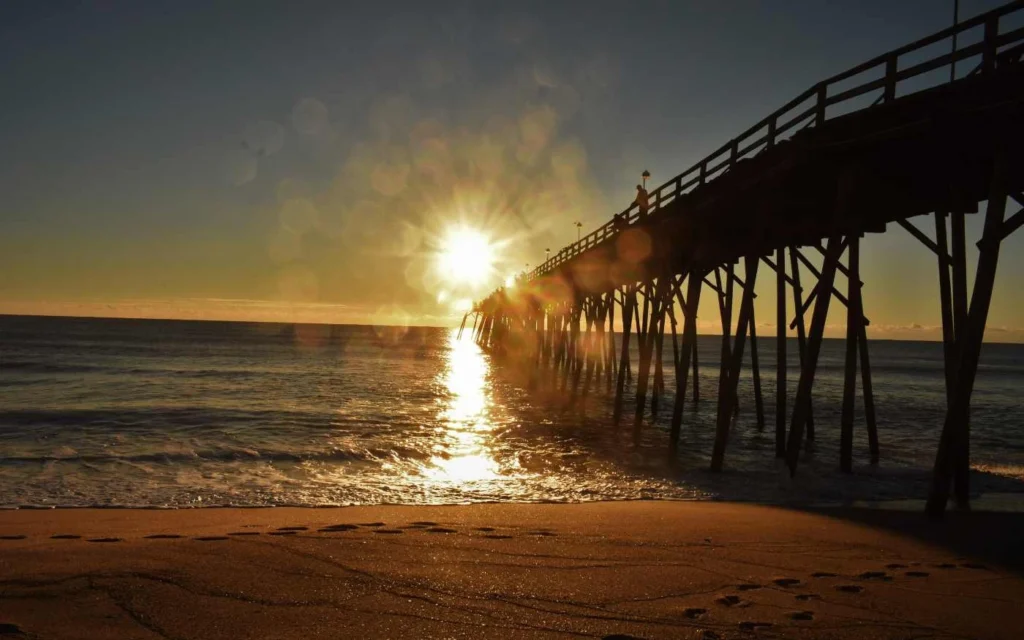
[437,226,497,287]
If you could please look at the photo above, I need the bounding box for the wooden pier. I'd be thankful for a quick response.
[461,1,1024,517]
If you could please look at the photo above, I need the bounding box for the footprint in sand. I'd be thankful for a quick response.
[409,521,438,526]
[811,571,837,578]
[736,583,762,591]
[319,524,358,532]
[905,571,930,578]
[426,527,457,534]
[773,578,801,587]
[857,571,891,581]
[87,537,122,543]
[194,536,229,542]
[715,595,750,608]
[0,622,25,635]
[267,531,297,536]
[373,529,404,535]
[144,534,183,540]
[886,563,908,569]
[228,531,260,536]
[835,584,863,593]
[483,534,513,540]
[683,607,708,619]
[50,534,81,540]
[0,535,26,541]
[935,563,957,569]
[738,621,772,631]
[961,563,988,570]
[357,522,385,527]
[275,526,308,532]
[700,631,721,640]
[788,611,814,621]
[474,527,496,532]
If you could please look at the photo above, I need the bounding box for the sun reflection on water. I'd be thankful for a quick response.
[421,330,506,485]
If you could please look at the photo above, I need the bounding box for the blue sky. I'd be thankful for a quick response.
[1,0,1021,339]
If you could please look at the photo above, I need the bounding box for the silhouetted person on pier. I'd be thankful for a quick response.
[635,185,649,217]
[612,212,627,232]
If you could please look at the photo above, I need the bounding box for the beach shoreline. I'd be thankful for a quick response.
[2,501,1022,639]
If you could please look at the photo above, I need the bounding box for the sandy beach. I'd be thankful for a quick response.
[1,502,1022,639]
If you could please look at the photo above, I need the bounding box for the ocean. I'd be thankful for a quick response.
[1,314,1022,509]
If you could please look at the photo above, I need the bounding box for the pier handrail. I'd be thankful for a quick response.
[519,0,1024,284]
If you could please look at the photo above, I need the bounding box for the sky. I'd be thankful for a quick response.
[1,0,1022,340]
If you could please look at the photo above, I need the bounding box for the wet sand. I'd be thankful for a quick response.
[1,502,1022,639]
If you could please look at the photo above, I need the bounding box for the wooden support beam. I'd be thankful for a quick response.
[935,213,957,402]
[652,301,667,419]
[786,235,844,473]
[775,247,787,458]
[927,151,1009,517]
[952,212,969,345]
[670,272,703,451]
[989,207,1024,245]
[857,279,879,466]
[575,304,596,399]
[607,292,617,390]
[692,335,701,405]
[702,276,724,296]
[714,265,734,437]
[634,277,667,440]
[712,256,759,471]
[896,218,952,265]
[761,255,798,288]
[749,305,765,431]
[791,247,870,328]
[789,246,816,442]
[840,236,860,473]
[591,301,605,389]
[562,306,580,393]
[668,305,681,373]
[613,286,637,425]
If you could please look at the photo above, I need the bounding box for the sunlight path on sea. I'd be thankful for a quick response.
[419,331,516,488]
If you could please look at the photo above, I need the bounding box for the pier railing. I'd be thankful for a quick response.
[525,0,1024,282]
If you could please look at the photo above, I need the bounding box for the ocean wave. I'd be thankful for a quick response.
[0,444,436,466]
[0,360,107,374]
[0,407,333,430]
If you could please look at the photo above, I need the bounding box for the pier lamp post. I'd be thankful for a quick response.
[545,248,550,262]
[574,221,582,242]
[642,169,651,189]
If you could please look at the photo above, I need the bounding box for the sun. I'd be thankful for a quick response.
[438,226,497,286]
